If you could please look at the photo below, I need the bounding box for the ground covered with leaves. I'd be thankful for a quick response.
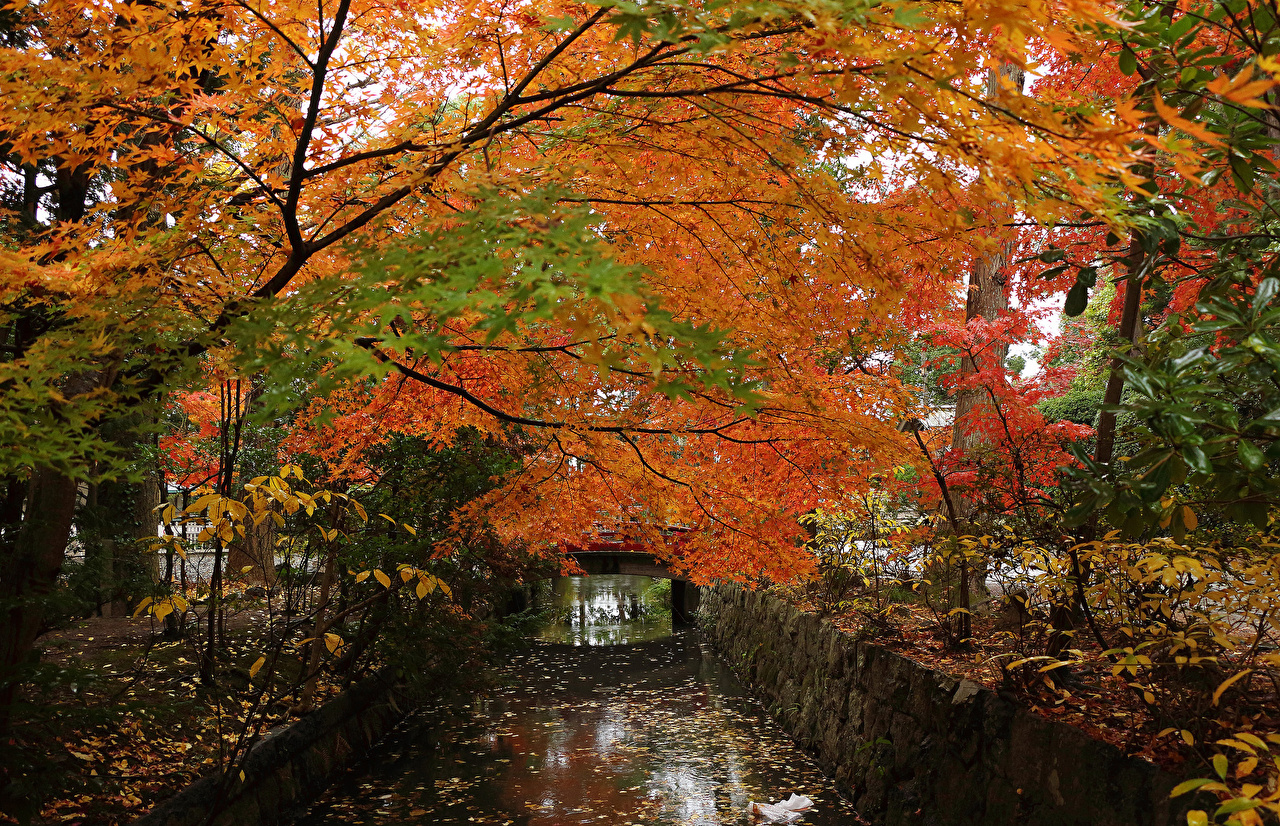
[3,607,345,826]
[777,584,1280,780]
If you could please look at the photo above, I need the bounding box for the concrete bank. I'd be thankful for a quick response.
[700,585,1185,826]
[133,667,407,826]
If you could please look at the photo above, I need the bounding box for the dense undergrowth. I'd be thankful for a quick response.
[786,517,1280,825]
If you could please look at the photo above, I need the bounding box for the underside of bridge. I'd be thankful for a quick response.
[567,552,700,623]
[568,551,673,579]
[505,552,701,624]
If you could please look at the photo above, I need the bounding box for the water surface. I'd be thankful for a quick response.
[296,576,862,826]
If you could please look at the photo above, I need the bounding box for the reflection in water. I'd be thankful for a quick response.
[536,575,673,646]
[296,576,863,826]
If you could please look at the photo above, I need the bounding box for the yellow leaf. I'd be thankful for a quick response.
[1218,738,1257,755]
[133,597,153,617]
[187,493,220,514]
[241,565,254,574]
[400,568,414,583]
[324,632,342,653]
[249,656,265,678]
[374,570,391,588]
[1186,811,1208,826]
[1213,670,1252,706]
[355,571,371,583]
[403,523,417,537]
[1153,91,1224,148]
[1180,506,1198,532]
[416,579,428,599]
[1236,732,1268,752]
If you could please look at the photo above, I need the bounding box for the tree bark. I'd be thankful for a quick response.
[0,468,79,727]
[1094,236,1148,466]
[296,545,338,714]
[942,64,1025,640]
[228,510,277,587]
[950,65,1025,461]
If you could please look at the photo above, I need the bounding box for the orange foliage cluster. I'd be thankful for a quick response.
[3,0,1271,586]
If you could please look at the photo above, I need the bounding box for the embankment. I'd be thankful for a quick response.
[133,668,406,826]
[700,584,1185,826]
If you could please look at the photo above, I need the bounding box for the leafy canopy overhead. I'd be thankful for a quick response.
[1,0,1142,579]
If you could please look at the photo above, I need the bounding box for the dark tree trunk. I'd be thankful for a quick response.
[944,64,1024,641]
[0,469,78,727]
[950,64,1025,463]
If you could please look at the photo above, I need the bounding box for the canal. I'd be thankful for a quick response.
[295,575,863,825]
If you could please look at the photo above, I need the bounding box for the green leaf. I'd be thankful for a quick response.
[1253,277,1280,311]
[1183,444,1212,476]
[1119,48,1138,76]
[1237,440,1266,471]
[892,3,928,27]
[1064,283,1089,317]
[1214,798,1263,817]
[1169,778,1214,798]
[1230,155,1256,190]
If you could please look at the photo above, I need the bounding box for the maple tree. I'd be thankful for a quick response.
[4,0,1280,821]
[0,0,1135,711]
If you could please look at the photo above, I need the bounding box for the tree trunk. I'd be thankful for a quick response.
[950,65,1025,460]
[296,546,338,714]
[1094,235,1148,466]
[134,465,162,586]
[228,515,277,587]
[0,469,79,728]
[944,64,1025,640]
[200,539,225,685]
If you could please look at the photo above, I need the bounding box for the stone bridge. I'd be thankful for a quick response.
[506,529,701,623]
[565,548,700,623]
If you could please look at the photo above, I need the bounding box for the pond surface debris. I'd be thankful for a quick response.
[295,576,863,826]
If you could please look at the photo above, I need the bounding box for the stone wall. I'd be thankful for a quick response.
[133,668,407,826]
[700,585,1187,826]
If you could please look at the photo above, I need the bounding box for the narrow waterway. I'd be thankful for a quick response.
[296,576,862,826]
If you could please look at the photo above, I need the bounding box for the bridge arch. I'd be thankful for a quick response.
[517,548,701,624]
[567,550,678,580]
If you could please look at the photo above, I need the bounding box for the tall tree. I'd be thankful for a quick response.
[0,0,1134,724]
[949,63,1027,496]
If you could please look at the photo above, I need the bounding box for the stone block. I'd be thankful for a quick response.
[135,668,405,826]
[699,584,1184,826]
